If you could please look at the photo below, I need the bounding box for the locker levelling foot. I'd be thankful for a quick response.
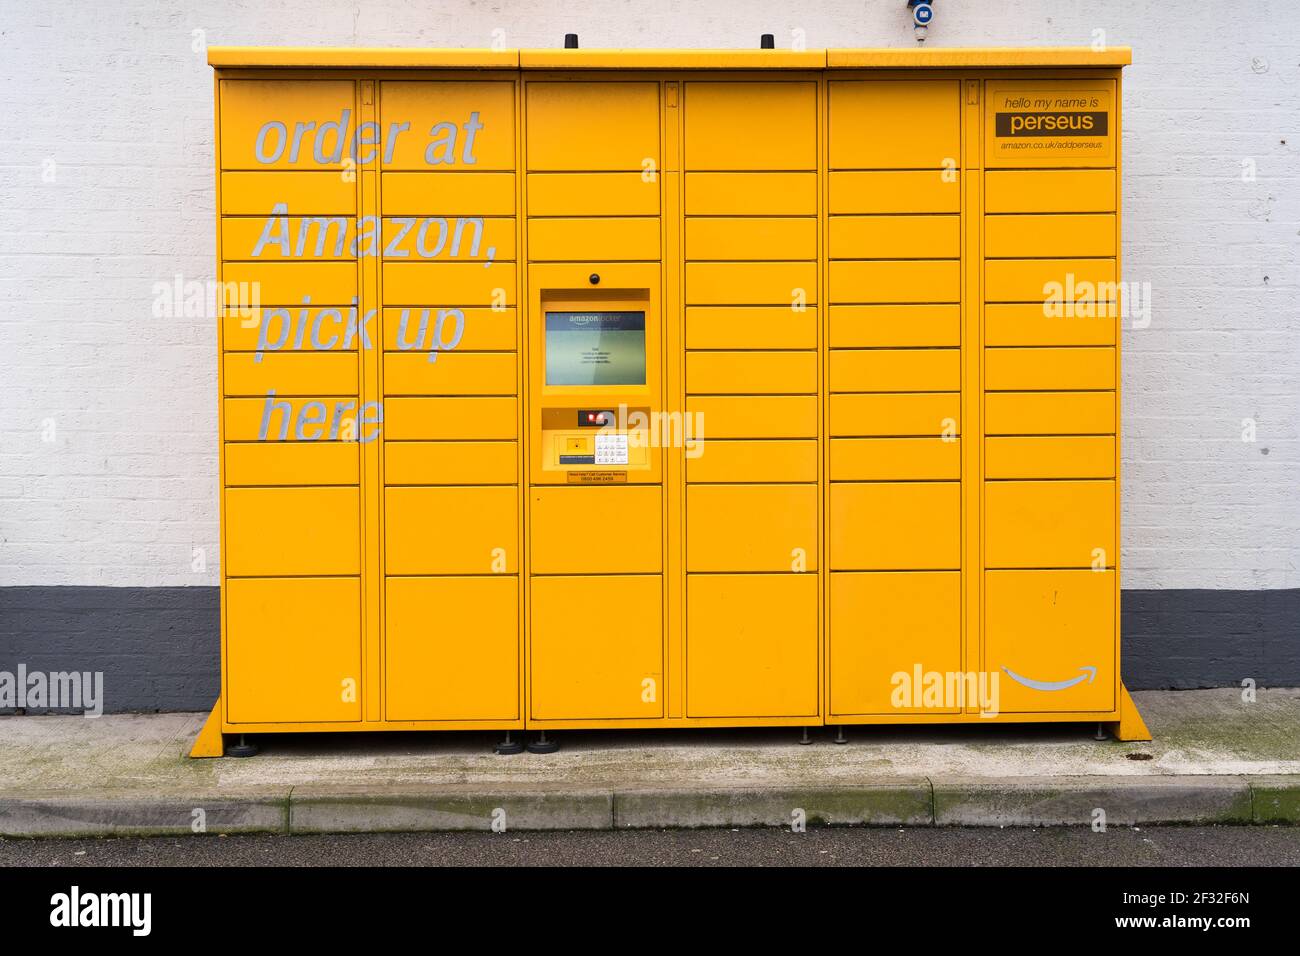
[527,731,560,754]
[833,726,848,745]
[225,734,258,758]
[1093,722,1107,741]
[493,731,524,755]
[799,727,812,745]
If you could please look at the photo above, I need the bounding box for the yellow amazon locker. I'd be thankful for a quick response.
[195,43,1147,758]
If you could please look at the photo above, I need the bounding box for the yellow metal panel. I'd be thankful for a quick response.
[385,486,517,574]
[209,46,1128,69]
[530,486,662,573]
[189,700,224,757]
[829,348,960,392]
[686,218,817,261]
[828,304,959,348]
[829,171,959,214]
[830,260,960,304]
[222,307,357,353]
[225,487,361,575]
[684,81,817,170]
[379,81,516,170]
[382,307,517,352]
[984,391,1114,435]
[382,261,517,305]
[685,172,816,215]
[223,352,358,396]
[530,574,663,719]
[527,172,660,216]
[829,393,959,437]
[379,216,516,262]
[829,437,960,481]
[829,80,960,169]
[225,441,359,486]
[986,214,1116,258]
[686,485,817,572]
[686,396,817,439]
[226,577,362,723]
[210,47,521,68]
[359,87,382,725]
[685,307,817,350]
[381,172,516,215]
[986,347,1115,391]
[686,440,818,483]
[686,351,817,395]
[220,171,357,215]
[826,47,1131,68]
[985,169,1116,214]
[219,80,356,170]
[521,49,826,70]
[1116,684,1151,741]
[383,351,517,396]
[222,262,357,305]
[385,576,519,720]
[527,217,660,261]
[829,215,960,259]
[985,258,1117,303]
[686,574,818,717]
[385,397,518,440]
[686,261,817,305]
[385,441,517,485]
[985,436,1116,480]
[830,571,961,715]
[985,570,1116,713]
[830,482,960,570]
[525,82,659,171]
[985,480,1116,568]
[224,397,369,441]
[206,45,1130,70]
[222,216,358,261]
[985,302,1116,346]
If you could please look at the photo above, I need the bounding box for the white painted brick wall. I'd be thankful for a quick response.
[1,0,1297,590]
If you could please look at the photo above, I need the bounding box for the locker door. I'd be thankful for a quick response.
[227,577,362,724]
[531,575,664,720]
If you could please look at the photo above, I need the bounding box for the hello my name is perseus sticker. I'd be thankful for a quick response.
[986,83,1115,166]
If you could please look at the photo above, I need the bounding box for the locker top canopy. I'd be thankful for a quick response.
[206,46,1132,70]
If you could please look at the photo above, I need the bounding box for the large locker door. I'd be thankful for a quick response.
[826,78,964,719]
[218,78,366,726]
[681,80,820,720]
[378,79,524,724]
[981,79,1121,715]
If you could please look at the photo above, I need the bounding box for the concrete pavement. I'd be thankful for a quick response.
[1,688,1298,836]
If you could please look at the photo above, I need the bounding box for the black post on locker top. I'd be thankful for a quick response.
[564,33,579,49]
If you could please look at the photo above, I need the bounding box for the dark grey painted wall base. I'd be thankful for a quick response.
[1,586,1296,713]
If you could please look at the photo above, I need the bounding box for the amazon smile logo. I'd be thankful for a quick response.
[1002,665,1098,692]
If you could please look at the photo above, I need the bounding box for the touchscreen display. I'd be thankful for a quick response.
[544,311,646,386]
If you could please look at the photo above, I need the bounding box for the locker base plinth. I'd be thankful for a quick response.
[188,699,224,758]
[1110,683,1152,742]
